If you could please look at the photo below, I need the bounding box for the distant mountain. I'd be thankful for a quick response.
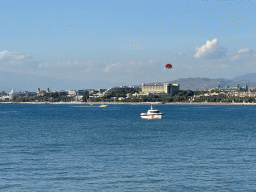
[0,71,113,93]
[2,70,256,93]
[167,77,256,91]
[231,73,256,82]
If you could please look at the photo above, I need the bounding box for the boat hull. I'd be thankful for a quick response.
[140,114,163,119]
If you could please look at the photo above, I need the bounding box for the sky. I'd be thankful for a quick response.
[0,0,255,91]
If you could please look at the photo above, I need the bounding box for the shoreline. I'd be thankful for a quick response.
[1,101,256,105]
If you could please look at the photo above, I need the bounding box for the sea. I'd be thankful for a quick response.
[1,104,256,191]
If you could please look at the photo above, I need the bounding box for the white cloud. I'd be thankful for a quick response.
[238,48,250,54]
[56,61,79,67]
[0,51,95,75]
[231,48,255,61]
[221,64,229,68]
[237,48,254,54]
[231,55,240,61]
[0,50,29,61]
[148,59,155,64]
[194,38,228,59]
[104,63,121,73]
[0,50,38,71]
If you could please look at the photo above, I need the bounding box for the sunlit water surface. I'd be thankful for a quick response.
[1,104,256,191]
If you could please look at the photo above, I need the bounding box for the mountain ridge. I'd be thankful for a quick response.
[2,71,256,92]
[0,71,113,93]
[231,73,256,82]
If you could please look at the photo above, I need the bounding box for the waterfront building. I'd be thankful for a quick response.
[76,90,85,95]
[37,88,48,96]
[209,83,249,92]
[67,90,76,97]
[0,95,10,101]
[9,89,29,100]
[97,89,107,92]
[75,95,83,101]
[132,92,152,97]
[119,86,135,89]
[28,92,37,97]
[0,91,7,96]
[141,83,180,94]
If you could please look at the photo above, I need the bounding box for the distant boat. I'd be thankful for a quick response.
[99,105,108,107]
[90,104,93,105]
[140,105,163,119]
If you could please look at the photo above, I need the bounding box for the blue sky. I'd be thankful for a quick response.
[0,0,255,90]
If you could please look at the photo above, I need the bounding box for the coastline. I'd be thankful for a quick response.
[1,101,256,105]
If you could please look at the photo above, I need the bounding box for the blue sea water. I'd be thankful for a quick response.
[1,104,256,191]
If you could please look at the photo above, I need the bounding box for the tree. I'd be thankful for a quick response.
[82,90,90,102]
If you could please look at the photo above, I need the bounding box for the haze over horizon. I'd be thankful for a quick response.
[0,0,255,91]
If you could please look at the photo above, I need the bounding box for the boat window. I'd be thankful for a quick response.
[149,110,159,113]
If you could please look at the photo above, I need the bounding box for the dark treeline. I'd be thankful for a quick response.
[11,92,74,102]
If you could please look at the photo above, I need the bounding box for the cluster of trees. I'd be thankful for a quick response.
[86,90,199,103]
[87,89,256,103]
[11,92,74,102]
[82,90,90,102]
[193,95,255,103]
[108,88,139,97]
[127,90,195,103]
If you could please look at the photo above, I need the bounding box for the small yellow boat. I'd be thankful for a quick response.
[90,104,93,105]
[99,105,108,107]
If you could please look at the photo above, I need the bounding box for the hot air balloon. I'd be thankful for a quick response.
[165,64,172,69]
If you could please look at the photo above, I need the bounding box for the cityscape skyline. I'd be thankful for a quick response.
[0,0,255,91]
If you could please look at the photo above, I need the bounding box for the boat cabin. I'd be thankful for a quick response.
[148,110,160,113]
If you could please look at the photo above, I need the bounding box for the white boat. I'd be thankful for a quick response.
[140,105,163,119]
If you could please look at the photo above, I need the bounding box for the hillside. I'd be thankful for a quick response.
[231,73,256,82]
[0,71,113,93]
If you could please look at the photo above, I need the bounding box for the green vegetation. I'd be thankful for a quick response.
[88,90,200,103]
[87,87,142,102]
[193,95,255,103]
[2,87,256,103]
[82,90,90,102]
[108,87,141,97]
[11,92,74,102]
